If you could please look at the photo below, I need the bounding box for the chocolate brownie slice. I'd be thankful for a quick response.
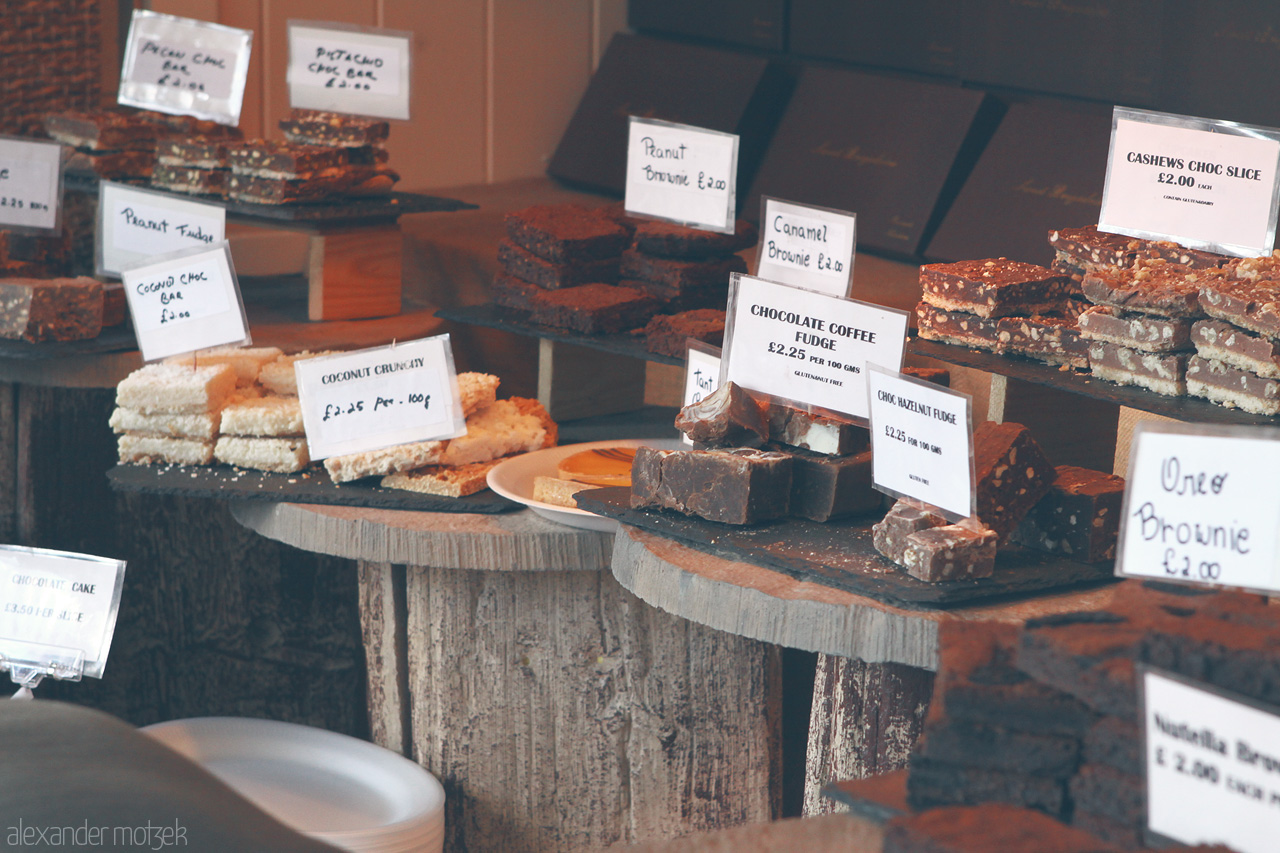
[920,259,1079,318]
[884,803,1113,852]
[632,218,757,259]
[505,204,630,264]
[1011,465,1125,563]
[1083,715,1142,776]
[1069,763,1144,828]
[497,239,619,289]
[1017,610,1143,717]
[905,761,1071,818]
[641,308,725,358]
[630,277,729,312]
[527,282,659,334]
[620,249,747,290]
[491,271,546,312]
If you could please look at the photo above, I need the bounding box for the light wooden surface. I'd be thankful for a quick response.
[306,225,404,320]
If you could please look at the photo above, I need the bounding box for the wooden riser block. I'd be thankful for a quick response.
[307,226,404,321]
[538,339,646,421]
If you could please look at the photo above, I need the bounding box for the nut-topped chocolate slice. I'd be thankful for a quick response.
[920,258,1078,318]
[1082,257,1222,318]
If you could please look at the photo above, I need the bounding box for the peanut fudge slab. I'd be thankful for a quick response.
[674,380,767,447]
[214,436,311,474]
[157,139,236,169]
[642,308,725,358]
[1077,304,1192,353]
[632,218,757,259]
[915,302,1003,352]
[116,363,239,415]
[902,524,998,582]
[630,446,792,525]
[883,803,1118,853]
[973,421,1055,541]
[527,283,659,334]
[279,109,390,147]
[765,402,869,456]
[1191,318,1280,378]
[118,434,215,466]
[497,239,619,289]
[873,499,947,564]
[1186,354,1280,415]
[630,278,729,312]
[227,140,347,178]
[44,109,167,150]
[1087,340,1187,396]
[920,259,1079,319]
[0,277,102,342]
[996,313,1089,368]
[620,249,747,290]
[505,204,630,264]
[1047,224,1140,269]
[152,163,229,197]
[1198,276,1280,339]
[1012,465,1125,563]
[905,761,1070,818]
[1081,258,1221,318]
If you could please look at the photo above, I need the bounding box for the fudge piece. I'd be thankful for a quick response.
[764,402,870,455]
[902,524,998,582]
[1198,275,1280,339]
[873,499,947,564]
[115,363,239,415]
[1186,354,1280,415]
[526,283,659,334]
[64,149,154,180]
[784,447,879,522]
[996,313,1089,368]
[1081,258,1221,318]
[915,719,1080,776]
[505,204,630,263]
[164,346,284,386]
[1192,318,1280,378]
[920,259,1079,318]
[641,309,726,358]
[381,459,501,497]
[883,804,1117,853]
[151,163,229,197]
[156,138,236,169]
[0,277,102,342]
[632,218,757,259]
[213,436,310,473]
[219,395,304,437]
[1087,340,1188,396]
[1077,304,1192,352]
[497,239,619,289]
[1047,224,1140,270]
[972,421,1056,541]
[905,762,1070,818]
[620,249,746,290]
[630,446,792,525]
[108,408,220,441]
[44,109,166,150]
[1012,465,1125,563]
[673,380,767,447]
[279,109,390,147]
[226,140,347,178]
[915,302,1003,352]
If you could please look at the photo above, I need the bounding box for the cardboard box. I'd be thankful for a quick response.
[629,0,787,52]
[789,0,960,77]
[548,33,794,198]
[743,65,999,259]
[924,100,1112,267]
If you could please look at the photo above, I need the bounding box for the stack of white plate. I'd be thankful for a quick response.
[143,717,444,853]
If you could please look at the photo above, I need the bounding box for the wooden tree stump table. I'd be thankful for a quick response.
[232,502,783,852]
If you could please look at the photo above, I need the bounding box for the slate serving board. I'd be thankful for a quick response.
[107,463,519,513]
[576,487,1117,610]
[0,323,136,359]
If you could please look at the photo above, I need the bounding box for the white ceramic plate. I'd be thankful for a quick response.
[487,438,683,532]
[142,717,444,847]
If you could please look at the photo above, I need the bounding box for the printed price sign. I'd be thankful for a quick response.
[1099,107,1280,257]
[121,242,249,362]
[288,21,412,120]
[721,273,908,421]
[0,137,62,233]
[682,342,721,446]
[1143,668,1280,853]
[867,366,973,518]
[625,117,738,234]
[295,336,466,460]
[756,197,856,297]
[0,545,126,682]
[1116,422,1280,594]
[118,9,252,125]
[98,182,225,278]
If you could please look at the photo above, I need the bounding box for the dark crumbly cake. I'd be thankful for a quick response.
[279,109,390,147]
[641,308,725,357]
[620,249,746,290]
[505,204,630,264]
[527,282,658,334]
[497,239,619,289]
[920,258,1079,318]
[631,218,757,259]
[883,803,1118,853]
[629,277,729,312]
[0,277,102,342]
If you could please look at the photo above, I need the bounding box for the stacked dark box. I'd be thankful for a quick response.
[629,0,786,52]
[789,0,961,77]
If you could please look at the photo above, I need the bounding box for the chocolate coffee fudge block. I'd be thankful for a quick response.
[785,447,878,522]
[1192,319,1280,378]
[1081,258,1220,318]
[902,524,998,582]
[1011,465,1125,563]
[152,163,229,197]
[1077,304,1192,352]
[884,804,1108,853]
[1087,340,1187,396]
[620,249,747,290]
[920,259,1079,319]
[641,309,726,357]
[873,499,948,564]
[632,218,757,259]
[916,720,1080,776]
[1047,224,1140,270]
[497,239,619,289]
[156,138,235,169]
[227,140,347,178]
[1187,355,1280,415]
[1198,276,1280,339]
[279,109,390,147]
[44,109,166,150]
[505,205,630,264]
[674,381,767,447]
[527,283,659,334]
[765,402,870,455]
[916,302,1004,352]
[631,278,729,312]
[0,277,103,342]
[630,445,791,524]
[972,421,1055,541]
[996,314,1089,368]
[905,762,1070,818]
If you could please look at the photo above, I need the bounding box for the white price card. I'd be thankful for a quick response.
[98,182,226,278]
[867,366,974,518]
[118,9,252,125]
[1116,421,1280,594]
[1143,668,1280,853]
[721,273,908,421]
[295,336,467,460]
[625,117,738,234]
[756,197,856,297]
[0,545,126,681]
[288,21,412,121]
[0,137,62,233]
[1099,107,1280,257]
[121,242,250,362]
[682,342,721,446]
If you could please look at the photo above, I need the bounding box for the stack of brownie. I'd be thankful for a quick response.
[44,108,168,181]
[639,308,726,358]
[622,218,754,311]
